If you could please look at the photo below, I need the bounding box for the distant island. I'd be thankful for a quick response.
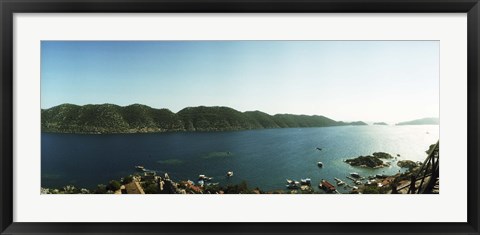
[41,104,368,134]
[373,122,388,125]
[396,117,439,126]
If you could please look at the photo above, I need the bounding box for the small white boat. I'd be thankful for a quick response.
[226,171,234,177]
[286,179,300,186]
[135,166,146,172]
[300,178,311,185]
[317,162,323,167]
[334,178,346,186]
[199,175,213,181]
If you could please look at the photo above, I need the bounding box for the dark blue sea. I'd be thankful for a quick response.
[41,125,439,193]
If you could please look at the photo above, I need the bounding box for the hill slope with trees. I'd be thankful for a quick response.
[41,104,367,133]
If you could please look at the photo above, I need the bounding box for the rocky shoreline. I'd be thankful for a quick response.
[40,167,417,195]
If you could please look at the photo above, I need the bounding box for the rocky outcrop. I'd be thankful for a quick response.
[372,152,393,159]
[345,152,392,168]
[397,160,418,170]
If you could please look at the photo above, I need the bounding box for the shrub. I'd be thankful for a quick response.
[122,175,134,184]
[107,180,121,191]
[95,184,107,194]
[143,181,159,194]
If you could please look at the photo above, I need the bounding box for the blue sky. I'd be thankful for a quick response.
[41,41,439,124]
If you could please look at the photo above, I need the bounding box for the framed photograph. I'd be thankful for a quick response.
[1,0,479,234]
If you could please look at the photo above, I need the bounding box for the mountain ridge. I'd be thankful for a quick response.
[41,103,368,134]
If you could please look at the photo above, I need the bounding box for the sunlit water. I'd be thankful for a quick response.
[41,125,439,193]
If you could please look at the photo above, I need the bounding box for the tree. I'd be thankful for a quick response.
[122,175,134,184]
[362,185,381,194]
[391,178,399,194]
[107,180,121,191]
[95,184,107,194]
[143,181,159,194]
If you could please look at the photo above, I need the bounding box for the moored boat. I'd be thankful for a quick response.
[199,175,213,181]
[135,166,146,172]
[319,179,336,193]
[300,178,311,185]
[286,179,301,189]
[317,162,323,167]
[334,178,346,186]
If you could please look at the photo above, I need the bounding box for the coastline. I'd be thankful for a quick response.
[41,148,433,195]
[40,169,419,194]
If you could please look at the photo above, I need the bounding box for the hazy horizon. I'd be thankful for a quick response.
[41,41,439,124]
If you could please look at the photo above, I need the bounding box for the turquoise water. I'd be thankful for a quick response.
[41,125,439,193]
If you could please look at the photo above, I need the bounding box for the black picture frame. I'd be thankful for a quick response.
[1,0,479,234]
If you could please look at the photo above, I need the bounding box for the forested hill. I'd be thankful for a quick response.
[41,104,367,134]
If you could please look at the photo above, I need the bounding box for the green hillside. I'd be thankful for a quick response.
[41,104,367,134]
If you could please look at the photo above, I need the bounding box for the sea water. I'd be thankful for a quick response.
[41,125,439,193]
